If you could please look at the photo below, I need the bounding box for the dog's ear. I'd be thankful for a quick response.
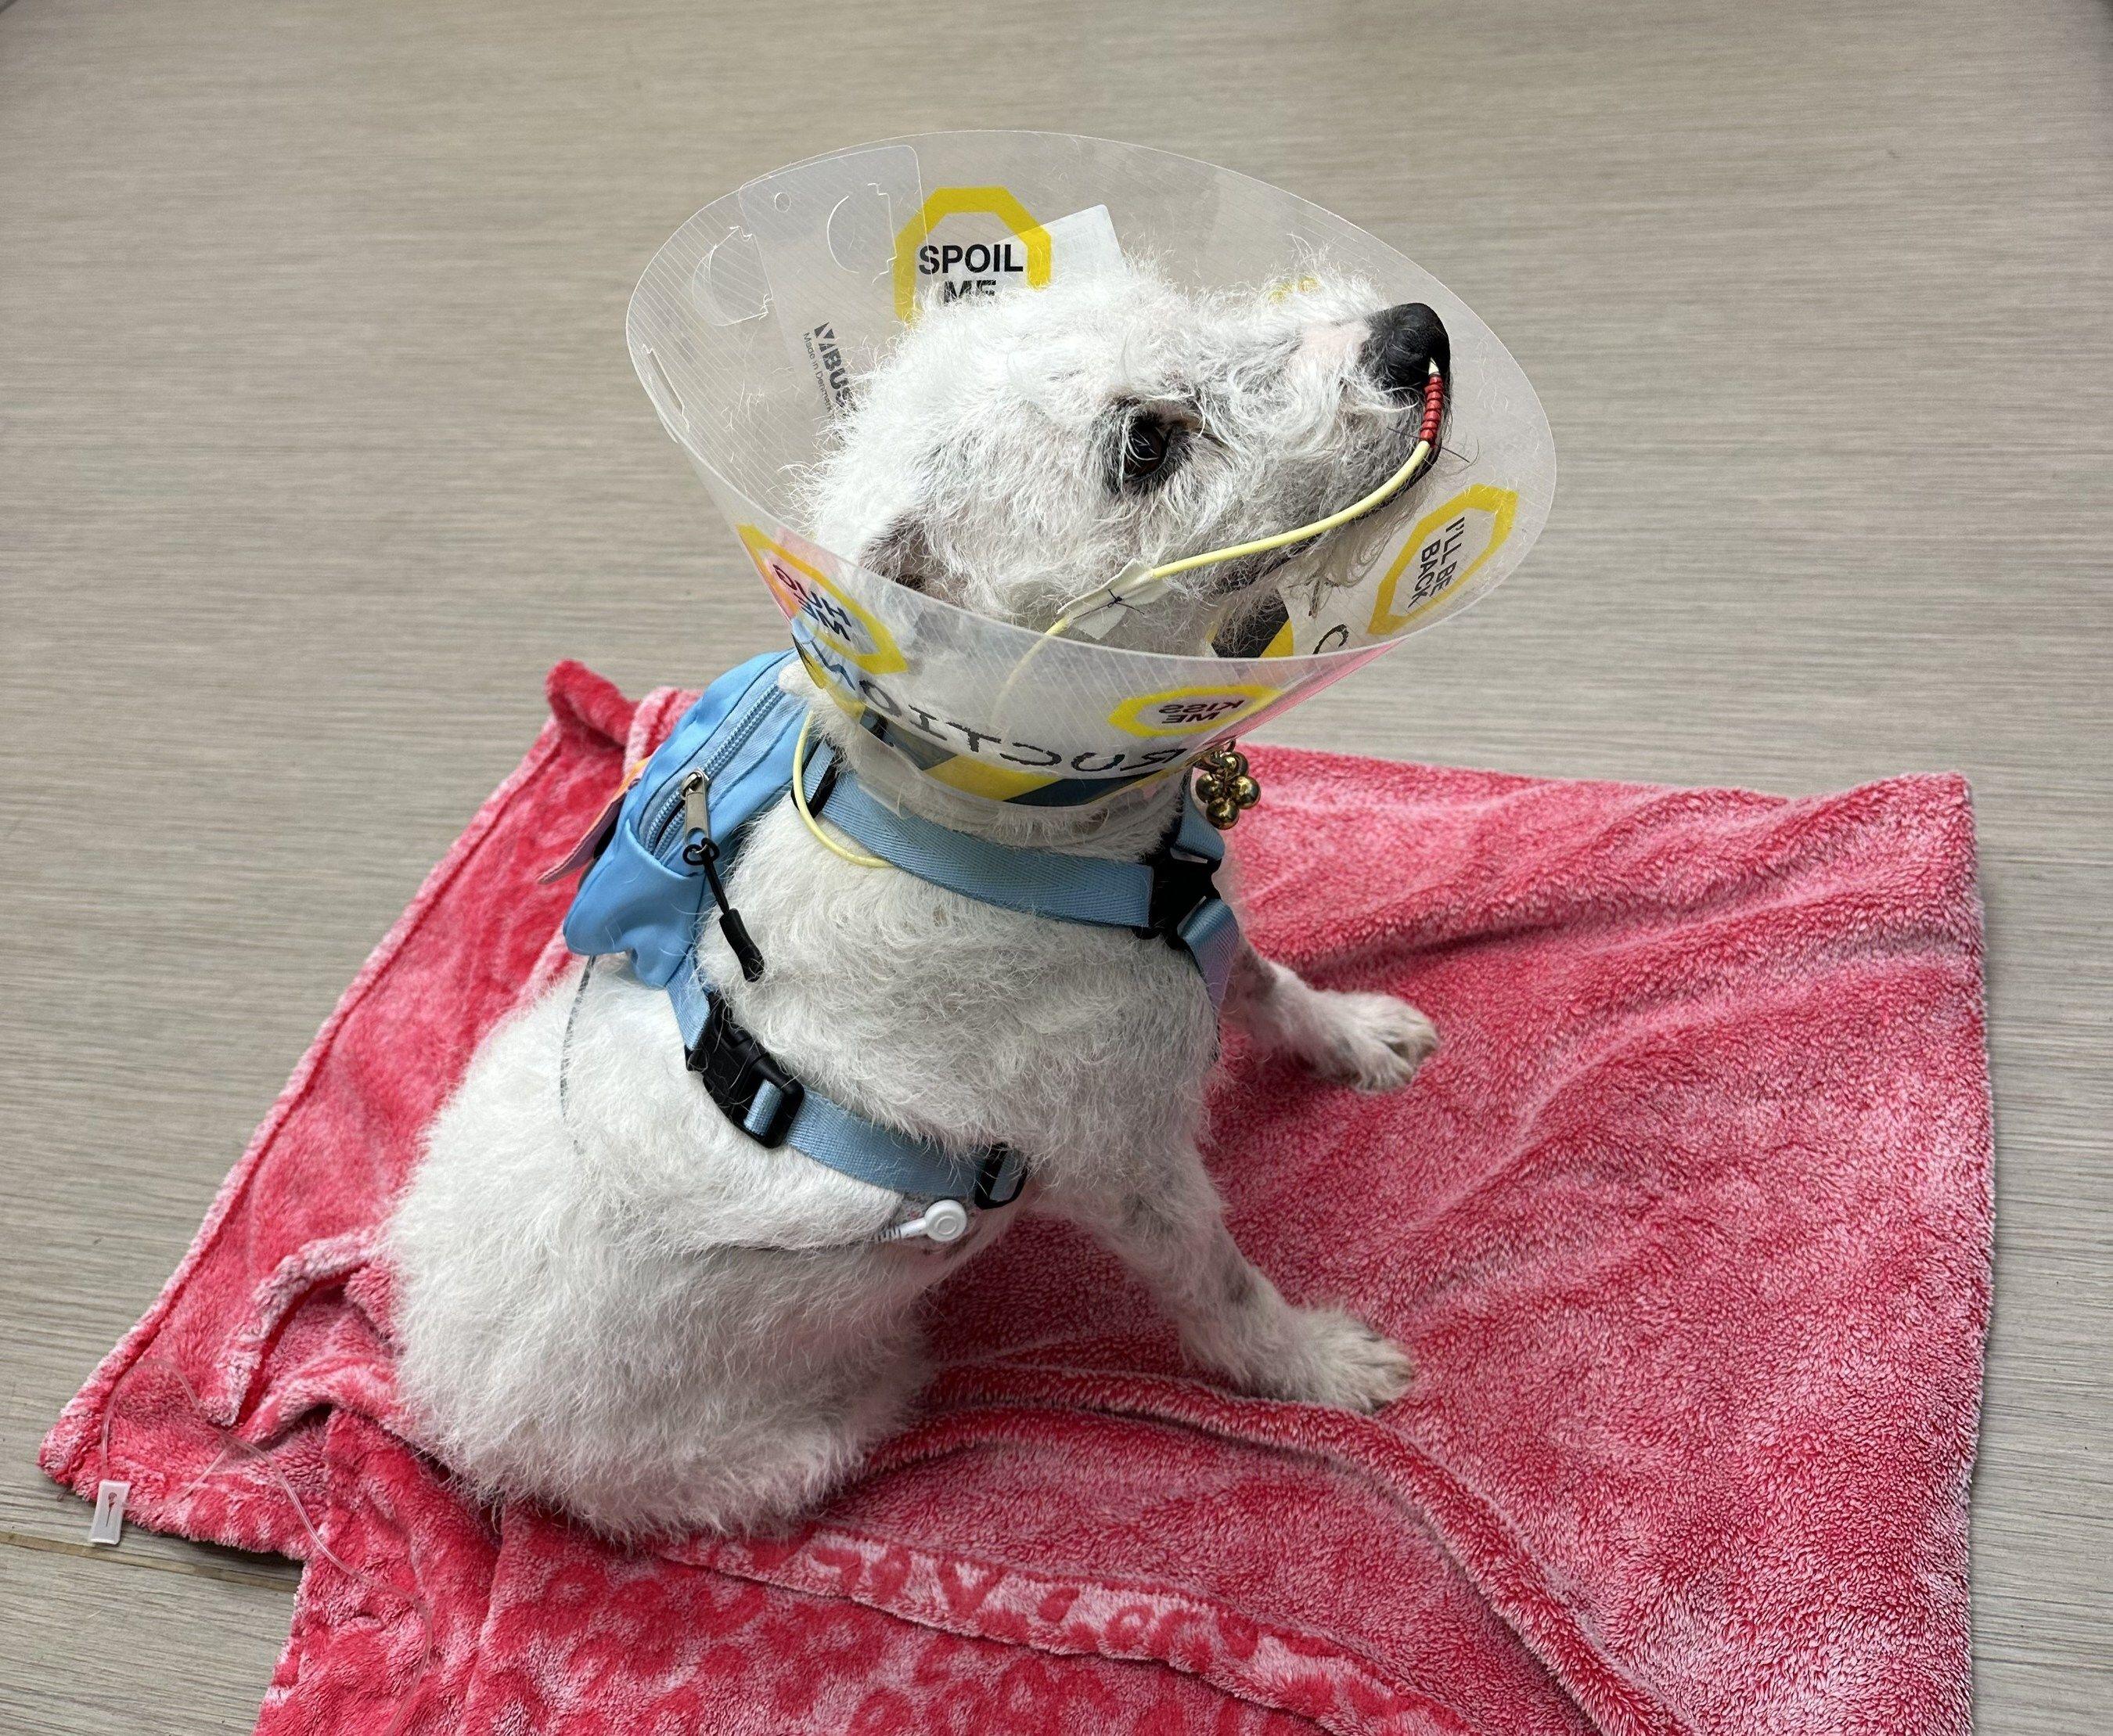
[859,517,938,595]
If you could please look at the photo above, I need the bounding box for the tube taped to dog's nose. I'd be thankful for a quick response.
[628,133,1555,811]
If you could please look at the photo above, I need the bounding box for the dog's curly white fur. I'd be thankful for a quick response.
[387,264,1441,1539]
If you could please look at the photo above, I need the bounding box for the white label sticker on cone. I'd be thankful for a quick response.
[913,203,1125,309]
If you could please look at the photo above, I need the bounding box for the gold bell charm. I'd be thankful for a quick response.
[1193,742,1262,831]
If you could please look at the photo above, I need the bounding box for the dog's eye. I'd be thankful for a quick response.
[1107,401,1197,493]
[1123,419,1170,479]
[1114,411,1186,491]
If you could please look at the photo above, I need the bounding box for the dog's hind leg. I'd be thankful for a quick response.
[1222,942,1437,1093]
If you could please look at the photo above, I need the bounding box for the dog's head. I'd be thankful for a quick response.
[802,264,1447,651]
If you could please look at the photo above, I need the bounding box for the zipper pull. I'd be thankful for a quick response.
[718,907,767,984]
[679,767,766,983]
[679,770,713,865]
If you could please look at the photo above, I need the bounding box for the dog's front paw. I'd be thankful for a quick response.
[1258,1306,1414,1413]
[1304,992,1438,1093]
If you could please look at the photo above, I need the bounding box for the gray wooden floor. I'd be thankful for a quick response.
[3,0,2108,1728]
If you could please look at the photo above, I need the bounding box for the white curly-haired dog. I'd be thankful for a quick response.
[387,263,1449,1539]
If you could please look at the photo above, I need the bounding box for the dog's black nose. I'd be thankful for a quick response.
[1361,301,1450,398]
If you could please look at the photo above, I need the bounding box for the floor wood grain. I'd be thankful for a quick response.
[3,0,2108,1727]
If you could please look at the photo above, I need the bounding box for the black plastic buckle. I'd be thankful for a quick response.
[972,1144,1025,1208]
[686,997,805,1148]
[1140,849,1220,943]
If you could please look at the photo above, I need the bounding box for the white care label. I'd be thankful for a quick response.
[88,1479,130,1546]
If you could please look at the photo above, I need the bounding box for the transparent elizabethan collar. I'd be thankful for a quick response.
[628,131,1555,806]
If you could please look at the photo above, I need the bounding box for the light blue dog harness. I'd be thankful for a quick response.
[562,651,1240,1216]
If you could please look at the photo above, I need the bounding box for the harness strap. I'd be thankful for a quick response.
[802,741,1242,1006]
[668,964,1027,1206]
[658,727,1239,1214]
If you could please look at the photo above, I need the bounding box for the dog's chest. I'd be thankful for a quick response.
[705,801,1220,1158]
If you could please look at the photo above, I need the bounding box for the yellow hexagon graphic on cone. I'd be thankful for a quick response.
[1368,484,1520,636]
[1107,683,1281,740]
[740,524,907,675]
[892,186,1053,323]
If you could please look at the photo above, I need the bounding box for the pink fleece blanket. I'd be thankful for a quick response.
[42,661,1992,1735]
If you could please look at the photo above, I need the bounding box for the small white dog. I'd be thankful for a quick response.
[388,265,1447,1539]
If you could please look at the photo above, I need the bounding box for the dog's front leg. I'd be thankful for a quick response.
[1223,941,1438,1093]
[1064,1158,1412,1413]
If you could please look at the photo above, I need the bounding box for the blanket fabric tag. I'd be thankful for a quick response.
[88,1479,129,1546]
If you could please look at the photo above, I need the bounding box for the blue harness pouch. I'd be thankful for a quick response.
[562,650,805,986]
